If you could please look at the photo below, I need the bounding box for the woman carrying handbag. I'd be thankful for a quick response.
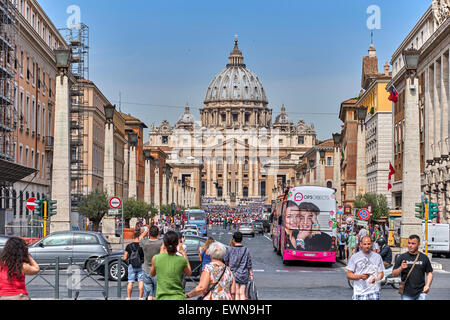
[186,242,235,300]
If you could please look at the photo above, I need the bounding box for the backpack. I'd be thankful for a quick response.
[129,244,142,268]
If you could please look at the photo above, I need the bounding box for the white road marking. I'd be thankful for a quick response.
[253,269,265,272]
[434,270,450,274]
[264,235,272,242]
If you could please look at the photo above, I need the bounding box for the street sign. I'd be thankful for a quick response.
[337,206,344,215]
[26,197,37,211]
[358,208,370,221]
[109,197,122,209]
[356,220,368,227]
[108,209,120,216]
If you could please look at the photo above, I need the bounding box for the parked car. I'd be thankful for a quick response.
[181,229,199,237]
[95,235,208,281]
[239,223,255,237]
[183,224,199,232]
[0,235,12,254]
[253,222,264,235]
[28,231,112,272]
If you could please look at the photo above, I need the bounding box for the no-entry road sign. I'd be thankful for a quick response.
[26,197,37,211]
[358,208,370,221]
[109,197,122,209]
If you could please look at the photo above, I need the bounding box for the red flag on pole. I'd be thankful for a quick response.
[388,162,396,190]
[388,85,399,103]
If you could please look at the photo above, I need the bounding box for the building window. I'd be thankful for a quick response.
[162,136,168,144]
[326,156,333,166]
[298,136,304,145]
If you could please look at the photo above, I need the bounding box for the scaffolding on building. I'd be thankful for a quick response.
[0,0,17,175]
[59,23,90,224]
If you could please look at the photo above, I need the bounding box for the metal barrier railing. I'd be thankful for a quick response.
[25,257,60,299]
[26,256,124,300]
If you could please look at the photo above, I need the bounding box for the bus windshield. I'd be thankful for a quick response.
[188,211,206,221]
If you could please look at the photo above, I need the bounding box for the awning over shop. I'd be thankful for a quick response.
[0,159,37,184]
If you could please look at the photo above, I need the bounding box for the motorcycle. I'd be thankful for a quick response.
[347,265,400,289]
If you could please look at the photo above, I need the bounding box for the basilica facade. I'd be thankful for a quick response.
[147,40,316,206]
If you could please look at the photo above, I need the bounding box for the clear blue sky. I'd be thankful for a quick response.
[39,0,430,140]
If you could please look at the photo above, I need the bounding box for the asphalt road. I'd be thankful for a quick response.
[186,225,450,300]
[24,225,450,300]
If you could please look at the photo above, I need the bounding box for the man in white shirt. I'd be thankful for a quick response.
[346,236,385,300]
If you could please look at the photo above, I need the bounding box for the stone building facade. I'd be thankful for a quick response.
[388,2,450,225]
[148,40,316,206]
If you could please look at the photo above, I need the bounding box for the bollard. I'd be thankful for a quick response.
[55,257,60,300]
[117,257,122,298]
[104,257,109,300]
[68,257,73,299]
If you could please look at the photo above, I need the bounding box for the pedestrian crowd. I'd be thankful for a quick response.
[122,222,254,300]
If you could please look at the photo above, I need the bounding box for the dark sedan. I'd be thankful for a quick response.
[96,235,208,281]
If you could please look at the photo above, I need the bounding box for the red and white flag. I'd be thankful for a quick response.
[388,162,396,190]
[388,85,399,104]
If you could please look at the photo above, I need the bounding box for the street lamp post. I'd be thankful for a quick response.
[102,104,121,244]
[400,47,422,246]
[128,131,138,199]
[50,47,72,233]
[143,149,153,206]
[356,106,368,197]
[332,133,343,206]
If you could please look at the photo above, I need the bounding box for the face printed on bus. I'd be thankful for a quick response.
[298,210,316,232]
[285,205,300,230]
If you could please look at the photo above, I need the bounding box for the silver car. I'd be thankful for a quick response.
[238,223,255,237]
[29,231,112,271]
[0,235,12,254]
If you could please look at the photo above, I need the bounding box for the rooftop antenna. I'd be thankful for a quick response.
[371,30,374,45]
[119,92,122,112]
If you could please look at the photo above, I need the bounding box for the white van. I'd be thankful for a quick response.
[422,223,450,257]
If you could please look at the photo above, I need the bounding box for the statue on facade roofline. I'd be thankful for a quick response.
[432,0,450,25]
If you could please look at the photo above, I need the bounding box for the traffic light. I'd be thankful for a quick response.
[34,200,44,218]
[428,202,438,220]
[415,202,424,219]
[48,200,57,217]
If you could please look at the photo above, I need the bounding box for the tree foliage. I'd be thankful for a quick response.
[124,197,156,225]
[77,190,109,232]
[354,193,389,220]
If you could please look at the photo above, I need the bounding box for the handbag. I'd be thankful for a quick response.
[197,265,227,300]
[245,280,259,300]
[398,253,420,295]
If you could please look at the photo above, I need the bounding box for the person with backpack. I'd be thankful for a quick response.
[224,232,253,300]
[123,230,145,300]
[337,228,348,260]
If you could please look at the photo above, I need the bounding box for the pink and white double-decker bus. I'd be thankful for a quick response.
[273,186,338,265]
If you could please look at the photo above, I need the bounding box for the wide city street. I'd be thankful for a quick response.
[23,225,450,300]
